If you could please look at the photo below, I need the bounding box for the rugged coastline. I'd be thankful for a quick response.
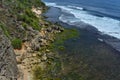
[44,6,120,80]
[45,6,120,53]
[1,0,120,80]
[0,0,79,80]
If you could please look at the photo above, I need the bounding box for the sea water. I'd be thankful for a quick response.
[43,0,120,39]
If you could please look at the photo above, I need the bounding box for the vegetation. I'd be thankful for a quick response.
[0,22,10,38]
[32,66,45,80]
[1,0,80,80]
[17,10,40,30]
[36,27,79,80]
[0,0,47,49]
[32,59,62,80]
[48,28,79,51]
[0,0,48,44]
[11,38,22,49]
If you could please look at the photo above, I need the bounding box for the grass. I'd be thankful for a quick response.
[32,61,62,80]
[9,0,47,31]
[0,22,10,38]
[17,8,41,30]
[11,38,22,49]
[32,66,45,80]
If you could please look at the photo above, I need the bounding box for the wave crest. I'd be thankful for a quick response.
[45,2,120,39]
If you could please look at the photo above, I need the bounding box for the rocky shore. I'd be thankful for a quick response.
[1,0,120,80]
[0,0,66,80]
[45,6,120,53]
[16,15,64,80]
[43,6,120,80]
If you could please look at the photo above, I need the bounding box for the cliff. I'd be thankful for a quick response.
[0,28,18,80]
[0,0,62,80]
[0,0,47,80]
[0,0,78,80]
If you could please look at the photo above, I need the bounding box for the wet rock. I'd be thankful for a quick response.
[104,38,120,52]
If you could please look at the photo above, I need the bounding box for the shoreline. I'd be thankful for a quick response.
[1,0,120,80]
[15,2,120,79]
[44,6,120,53]
[43,6,120,80]
[15,3,78,80]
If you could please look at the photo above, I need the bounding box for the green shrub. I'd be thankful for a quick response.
[12,38,22,49]
[22,22,27,28]
[25,8,37,18]
[17,9,40,30]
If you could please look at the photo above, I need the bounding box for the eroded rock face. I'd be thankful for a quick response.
[0,28,18,80]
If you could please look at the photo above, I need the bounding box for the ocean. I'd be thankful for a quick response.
[42,0,120,79]
[43,0,120,39]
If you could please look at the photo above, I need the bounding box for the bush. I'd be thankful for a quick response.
[12,38,22,49]
[22,22,27,28]
[17,8,40,30]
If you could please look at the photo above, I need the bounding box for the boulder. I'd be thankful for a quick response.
[41,53,47,61]
[30,35,42,51]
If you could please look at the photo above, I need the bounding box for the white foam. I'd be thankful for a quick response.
[67,5,83,10]
[59,14,80,23]
[45,2,57,6]
[45,2,120,39]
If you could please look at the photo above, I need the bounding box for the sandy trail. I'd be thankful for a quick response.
[15,43,31,80]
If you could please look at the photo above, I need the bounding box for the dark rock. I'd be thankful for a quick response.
[104,38,120,52]
[46,28,52,32]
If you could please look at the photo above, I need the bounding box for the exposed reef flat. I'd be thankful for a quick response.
[45,6,120,53]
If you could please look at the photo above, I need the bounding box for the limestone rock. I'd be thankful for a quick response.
[0,28,18,80]
[41,53,47,61]
[30,35,42,51]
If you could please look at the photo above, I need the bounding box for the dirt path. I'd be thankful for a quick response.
[15,43,31,80]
